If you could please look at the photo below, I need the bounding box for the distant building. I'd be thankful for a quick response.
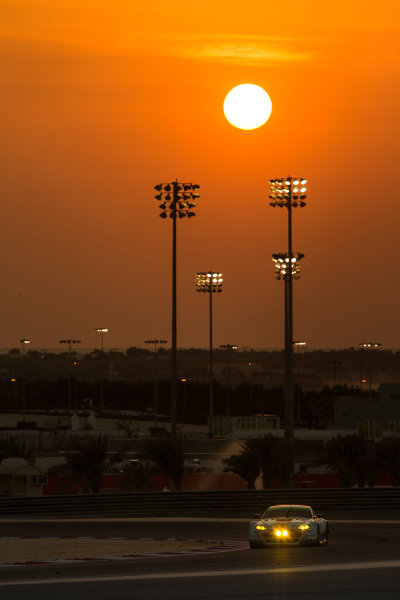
[212,415,280,438]
[334,383,400,432]
[0,458,46,496]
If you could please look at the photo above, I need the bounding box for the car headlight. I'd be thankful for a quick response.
[298,524,310,530]
[255,525,266,531]
[275,530,288,537]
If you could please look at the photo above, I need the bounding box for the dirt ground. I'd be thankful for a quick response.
[0,538,223,563]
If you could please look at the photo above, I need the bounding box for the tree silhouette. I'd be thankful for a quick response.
[376,438,400,486]
[244,435,288,488]
[322,433,368,487]
[53,434,125,493]
[223,434,287,489]
[140,438,184,491]
[222,449,260,489]
[120,462,154,492]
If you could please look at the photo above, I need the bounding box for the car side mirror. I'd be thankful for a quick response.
[254,513,261,520]
[316,514,325,519]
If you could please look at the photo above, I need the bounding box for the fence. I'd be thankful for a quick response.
[1,488,400,518]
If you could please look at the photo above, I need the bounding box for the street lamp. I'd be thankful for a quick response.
[196,271,223,437]
[180,378,188,417]
[269,176,307,489]
[95,328,108,352]
[359,342,381,348]
[293,340,307,351]
[59,339,81,419]
[20,338,31,422]
[144,339,168,428]
[59,339,81,353]
[219,344,238,416]
[329,359,341,386]
[359,342,381,393]
[20,338,31,354]
[94,328,108,408]
[154,180,199,439]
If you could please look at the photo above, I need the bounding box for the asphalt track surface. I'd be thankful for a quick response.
[1,515,400,599]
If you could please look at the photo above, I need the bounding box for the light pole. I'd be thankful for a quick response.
[59,339,81,418]
[196,271,223,437]
[293,340,307,351]
[180,378,188,417]
[144,339,168,429]
[11,377,17,407]
[95,327,108,352]
[59,339,81,354]
[20,338,31,354]
[154,180,199,439]
[219,344,238,416]
[95,328,108,408]
[293,339,306,424]
[269,176,307,488]
[359,342,381,393]
[328,359,341,386]
[359,342,381,348]
[272,252,304,484]
[20,338,30,422]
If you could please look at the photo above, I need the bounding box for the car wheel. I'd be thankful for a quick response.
[249,541,264,549]
[316,525,328,546]
[324,525,329,545]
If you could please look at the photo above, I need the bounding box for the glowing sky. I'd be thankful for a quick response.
[1,1,399,350]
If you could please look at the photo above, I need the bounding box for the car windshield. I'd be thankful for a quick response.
[262,506,312,519]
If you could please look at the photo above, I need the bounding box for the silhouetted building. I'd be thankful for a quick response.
[334,383,400,431]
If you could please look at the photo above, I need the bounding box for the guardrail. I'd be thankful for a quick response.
[1,488,400,518]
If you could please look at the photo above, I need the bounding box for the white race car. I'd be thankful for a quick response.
[249,504,329,548]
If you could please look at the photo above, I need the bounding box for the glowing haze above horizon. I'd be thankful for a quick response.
[0,1,399,351]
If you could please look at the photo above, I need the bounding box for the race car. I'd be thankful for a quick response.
[249,504,329,548]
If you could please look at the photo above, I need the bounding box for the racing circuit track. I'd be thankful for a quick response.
[1,516,400,599]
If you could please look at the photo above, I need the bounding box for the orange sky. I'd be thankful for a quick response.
[0,1,399,351]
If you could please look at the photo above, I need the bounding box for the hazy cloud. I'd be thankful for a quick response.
[149,34,311,65]
[0,30,311,66]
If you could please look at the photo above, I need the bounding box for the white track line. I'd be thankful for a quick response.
[1,559,400,586]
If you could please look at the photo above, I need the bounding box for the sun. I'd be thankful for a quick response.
[223,84,272,130]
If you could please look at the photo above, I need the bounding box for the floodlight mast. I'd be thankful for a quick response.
[94,328,109,408]
[269,177,307,488]
[272,252,304,452]
[20,338,31,422]
[58,339,81,420]
[144,339,168,428]
[219,344,239,416]
[94,328,108,352]
[154,180,199,439]
[196,271,223,437]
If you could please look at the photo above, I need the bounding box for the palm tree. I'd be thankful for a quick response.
[54,434,125,493]
[244,435,287,489]
[375,438,400,486]
[140,438,184,491]
[223,435,286,489]
[222,450,260,489]
[322,433,369,487]
[120,462,154,492]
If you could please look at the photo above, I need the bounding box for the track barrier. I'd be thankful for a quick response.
[1,488,400,518]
